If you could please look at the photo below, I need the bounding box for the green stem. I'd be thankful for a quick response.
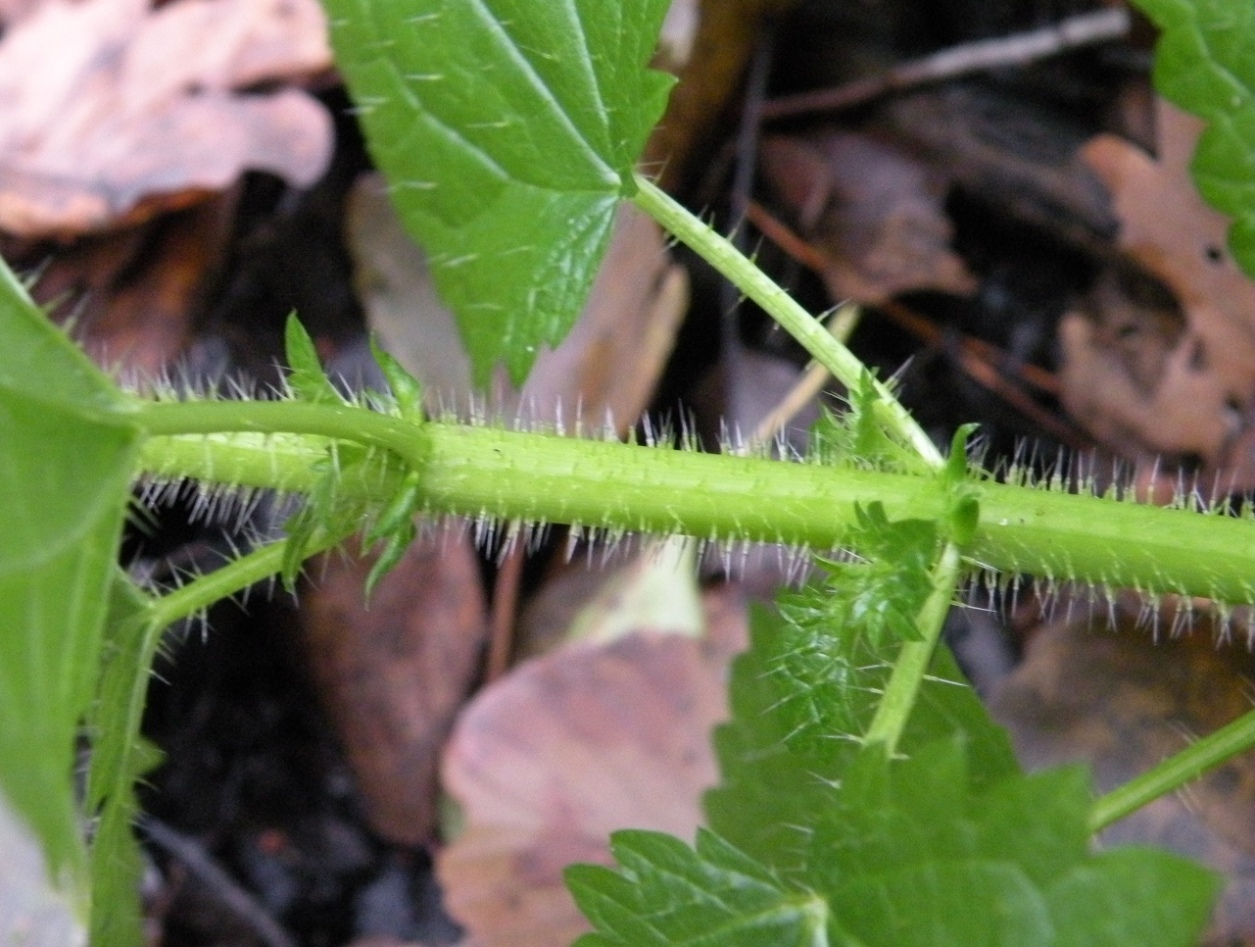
[1088,708,1255,833]
[138,421,1255,606]
[864,543,962,753]
[136,399,427,468]
[631,174,942,469]
[143,523,356,633]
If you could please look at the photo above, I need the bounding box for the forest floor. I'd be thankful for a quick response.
[0,0,1251,945]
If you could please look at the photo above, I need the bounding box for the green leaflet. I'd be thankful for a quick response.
[704,603,1019,877]
[1131,0,1255,275]
[322,0,676,384]
[0,260,140,915]
[85,573,164,947]
[567,829,829,947]
[575,594,1219,946]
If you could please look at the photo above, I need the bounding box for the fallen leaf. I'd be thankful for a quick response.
[989,609,1255,947]
[760,131,976,304]
[437,585,747,947]
[299,526,487,846]
[1060,99,1255,475]
[0,0,333,238]
[17,191,237,380]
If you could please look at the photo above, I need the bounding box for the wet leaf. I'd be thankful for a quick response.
[300,527,487,845]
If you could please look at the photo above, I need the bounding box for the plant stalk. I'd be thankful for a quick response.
[863,543,962,754]
[142,524,357,633]
[1089,708,1255,833]
[136,399,426,468]
[631,174,942,469]
[137,419,1255,607]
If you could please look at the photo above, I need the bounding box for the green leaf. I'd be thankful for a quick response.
[567,829,829,947]
[1044,848,1219,947]
[705,600,1017,878]
[1131,0,1255,275]
[820,738,1217,947]
[693,582,1218,947]
[0,259,140,911]
[84,572,163,947]
[322,0,676,384]
[284,314,344,405]
[789,504,940,649]
[581,738,1216,945]
[370,336,424,420]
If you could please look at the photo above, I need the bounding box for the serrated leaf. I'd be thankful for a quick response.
[773,504,941,661]
[323,0,676,385]
[84,572,162,947]
[1132,0,1255,275]
[821,738,1217,947]
[567,829,829,947]
[284,314,344,405]
[370,336,423,420]
[705,602,1018,878]
[581,736,1216,946]
[695,584,1218,947]
[1044,848,1218,947]
[0,258,139,914]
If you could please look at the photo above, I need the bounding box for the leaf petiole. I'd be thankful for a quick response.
[630,173,943,468]
[1089,707,1255,833]
[862,542,963,754]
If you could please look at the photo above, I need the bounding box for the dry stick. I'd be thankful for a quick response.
[485,544,525,683]
[762,7,1131,121]
[748,303,861,448]
[140,816,297,947]
[743,200,1089,447]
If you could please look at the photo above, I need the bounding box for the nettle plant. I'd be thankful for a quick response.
[2,0,1255,944]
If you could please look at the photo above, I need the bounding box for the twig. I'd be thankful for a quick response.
[743,199,1091,448]
[485,543,525,682]
[748,303,861,448]
[140,815,298,947]
[762,8,1130,121]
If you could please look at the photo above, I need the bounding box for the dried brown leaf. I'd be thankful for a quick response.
[0,0,332,237]
[1061,100,1255,474]
[18,192,236,378]
[299,527,487,846]
[760,131,976,304]
[438,587,747,947]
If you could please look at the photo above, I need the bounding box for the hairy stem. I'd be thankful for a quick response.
[1089,708,1255,833]
[631,174,942,468]
[136,399,426,468]
[863,543,963,753]
[138,420,1255,607]
[143,524,356,633]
